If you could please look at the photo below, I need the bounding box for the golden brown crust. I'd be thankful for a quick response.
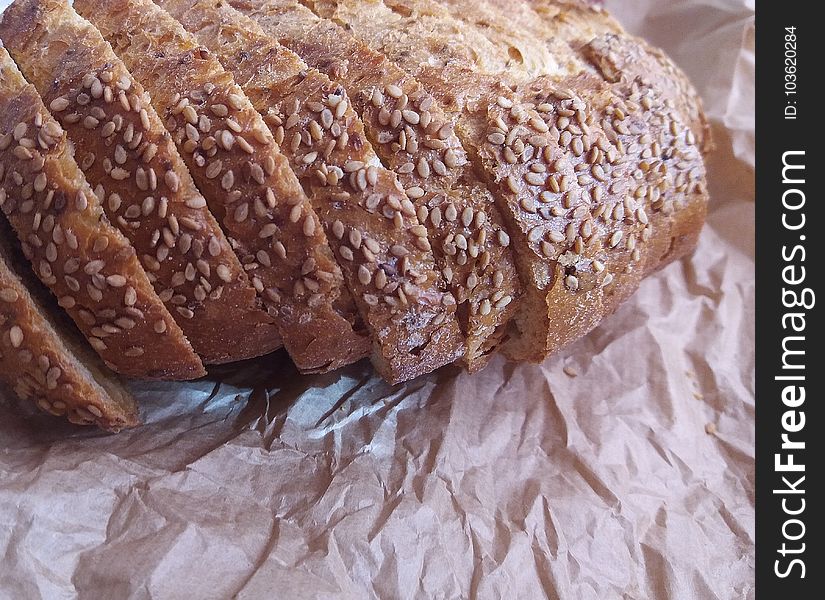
[163,0,467,383]
[75,0,371,373]
[0,0,282,365]
[255,69,467,383]
[223,0,520,371]
[436,0,709,311]
[1,218,139,431]
[0,0,710,393]
[493,0,712,152]
[0,47,205,380]
[275,0,709,362]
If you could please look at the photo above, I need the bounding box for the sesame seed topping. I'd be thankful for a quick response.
[9,326,24,348]
[49,97,70,112]
[216,264,232,282]
[303,215,316,237]
[221,170,234,191]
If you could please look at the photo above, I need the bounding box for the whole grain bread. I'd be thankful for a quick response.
[0,0,283,365]
[289,0,709,362]
[220,0,521,372]
[417,0,710,346]
[0,47,205,380]
[1,217,139,430]
[0,0,712,424]
[158,0,468,383]
[75,0,372,373]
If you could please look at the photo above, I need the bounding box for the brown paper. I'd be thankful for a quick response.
[0,0,755,597]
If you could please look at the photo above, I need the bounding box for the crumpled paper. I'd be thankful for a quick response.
[0,0,755,597]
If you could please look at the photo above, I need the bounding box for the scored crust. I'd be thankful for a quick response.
[0,47,205,380]
[159,0,467,383]
[220,0,521,372]
[75,0,372,373]
[0,0,283,365]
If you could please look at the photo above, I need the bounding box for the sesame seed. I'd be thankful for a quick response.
[85,404,104,418]
[106,274,127,288]
[0,288,19,303]
[48,96,70,112]
[524,172,544,187]
[406,187,425,200]
[357,265,372,285]
[164,170,180,193]
[176,307,195,319]
[216,264,232,282]
[402,110,420,125]
[497,96,514,109]
[303,215,316,237]
[110,167,129,181]
[234,203,249,222]
[9,326,23,348]
[205,159,223,179]
[33,173,47,192]
[371,88,385,107]
[487,132,505,145]
[259,223,279,238]
[221,170,234,191]
[13,145,32,160]
[75,191,89,211]
[245,162,264,185]
[263,155,276,176]
[182,105,198,125]
[228,94,245,110]
[479,299,492,316]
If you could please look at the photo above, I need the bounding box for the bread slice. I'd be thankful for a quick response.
[277,0,708,362]
[1,217,139,430]
[73,0,371,373]
[185,0,520,372]
[0,47,205,380]
[153,0,467,383]
[0,0,282,365]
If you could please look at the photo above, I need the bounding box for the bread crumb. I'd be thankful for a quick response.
[705,422,717,435]
[563,366,578,378]
[693,392,704,400]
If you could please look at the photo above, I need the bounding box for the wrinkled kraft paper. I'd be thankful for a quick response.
[0,0,755,598]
